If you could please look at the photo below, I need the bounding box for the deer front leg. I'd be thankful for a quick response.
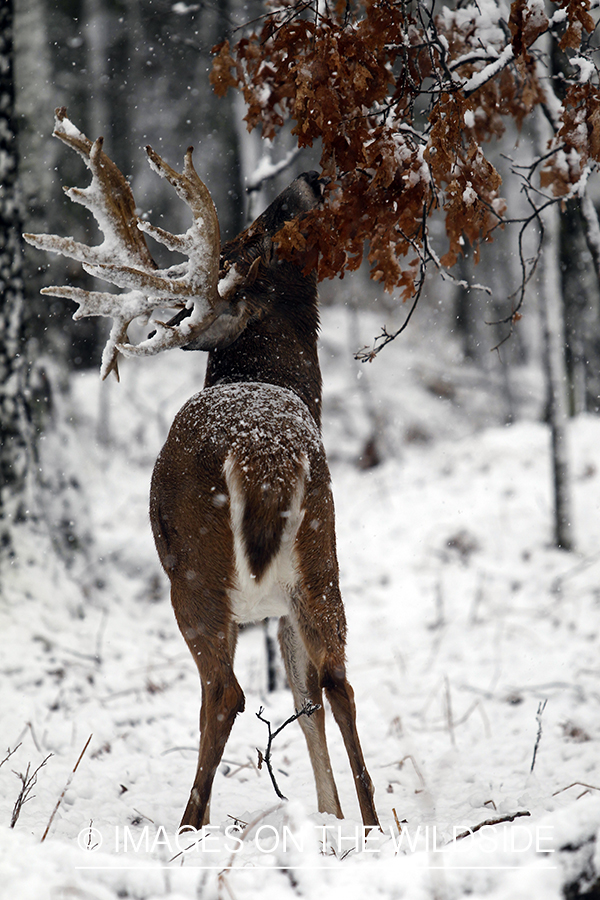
[278,615,343,819]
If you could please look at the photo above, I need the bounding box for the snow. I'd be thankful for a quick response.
[171,3,199,16]
[2,306,600,899]
[524,0,548,33]
[439,0,506,51]
[462,44,514,96]
[571,57,596,85]
[217,263,244,298]
[463,183,477,205]
[245,147,302,191]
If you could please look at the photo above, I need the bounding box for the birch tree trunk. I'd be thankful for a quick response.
[0,0,31,555]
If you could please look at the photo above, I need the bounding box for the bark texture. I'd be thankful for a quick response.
[0,0,30,554]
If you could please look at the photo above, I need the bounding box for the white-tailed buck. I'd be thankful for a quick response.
[26,109,379,830]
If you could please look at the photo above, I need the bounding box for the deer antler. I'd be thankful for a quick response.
[24,109,228,379]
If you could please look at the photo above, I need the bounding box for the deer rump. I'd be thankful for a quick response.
[150,382,340,630]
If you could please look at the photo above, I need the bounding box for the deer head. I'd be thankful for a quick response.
[24,108,324,380]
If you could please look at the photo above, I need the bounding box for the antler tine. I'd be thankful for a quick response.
[85,144,224,351]
[24,111,226,380]
[26,107,155,273]
[24,108,159,379]
[140,145,221,298]
[58,108,155,270]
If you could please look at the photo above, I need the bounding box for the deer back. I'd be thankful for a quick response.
[186,171,324,426]
[150,172,337,625]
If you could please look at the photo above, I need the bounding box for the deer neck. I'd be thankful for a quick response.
[204,301,322,430]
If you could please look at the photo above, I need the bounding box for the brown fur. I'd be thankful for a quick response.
[150,174,379,830]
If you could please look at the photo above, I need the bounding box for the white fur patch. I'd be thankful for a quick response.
[223,451,310,624]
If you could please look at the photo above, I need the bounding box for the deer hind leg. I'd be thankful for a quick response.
[278,615,343,818]
[172,582,244,830]
[320,658,379,828]
[292,593,380,829]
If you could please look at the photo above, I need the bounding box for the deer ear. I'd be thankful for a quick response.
[245,255,262,285]
[182,255,265,350]
[182,301,252,351]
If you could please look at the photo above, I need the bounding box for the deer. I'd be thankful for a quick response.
[25,109,380,832]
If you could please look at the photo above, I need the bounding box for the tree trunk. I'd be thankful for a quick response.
[579,192,600,412]
[0,0,32,557]
[540,197,574,551]
[560,198,595,415]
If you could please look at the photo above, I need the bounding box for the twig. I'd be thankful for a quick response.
[10,754,53,828]
[215,804,283,894]
[383,754,427,793]
[354,288,423,362]
[14,721,42,753]
[222,756,260,779]
[256,701,320,801]
[132,808,155,824]
[0,744,21,769]
[530,699,548,774]
[33,633,101,665]
[40,734,92,842]
[392,807,405,836]
[355,209,429,363]
[246,146,303,193]
[80,819,101,851]
[454,810,531,841]
[550,551,600,595]
[552,782,600,797]
[227,814,248,829]
[26,722,42,753]
[461,7,567,98]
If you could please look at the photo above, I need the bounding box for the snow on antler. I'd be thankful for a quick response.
[24,109,223,380]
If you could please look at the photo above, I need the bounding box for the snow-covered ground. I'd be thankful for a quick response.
[2,306,600,899]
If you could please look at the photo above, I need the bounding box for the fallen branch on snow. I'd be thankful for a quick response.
[256,701,321,801]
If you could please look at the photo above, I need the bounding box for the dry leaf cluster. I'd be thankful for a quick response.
[210,0,600,299]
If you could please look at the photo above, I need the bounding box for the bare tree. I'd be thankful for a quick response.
[0,0,31,557]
